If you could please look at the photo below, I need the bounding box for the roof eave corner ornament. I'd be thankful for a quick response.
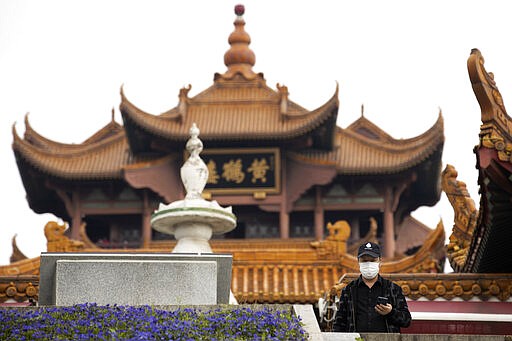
[11,112,30,142]
[12,121,20,142]
[217,4,261,82]
[120,84,126,100]
[468,48,509,126]
[119,84,130,113]
[468,49,512,161]
[333,81,340,108]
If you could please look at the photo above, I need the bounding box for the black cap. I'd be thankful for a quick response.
[357,242,381,258]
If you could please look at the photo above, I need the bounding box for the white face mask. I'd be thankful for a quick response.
[359,261,380,279]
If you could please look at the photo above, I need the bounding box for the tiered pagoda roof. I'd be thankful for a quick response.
[12,5,444,218]
[4,5,452,307]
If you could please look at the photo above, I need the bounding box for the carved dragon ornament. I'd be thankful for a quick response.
[468,48,512,162]
[441,165,478,272]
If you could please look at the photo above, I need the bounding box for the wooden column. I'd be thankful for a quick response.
[383,187,395,258]
[142,190,152,248]
[280,208,289,239]
[314,186,324,240]
[280,154,289,238]
[71,190,82,241]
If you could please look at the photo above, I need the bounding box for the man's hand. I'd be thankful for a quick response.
[375,303,392,315]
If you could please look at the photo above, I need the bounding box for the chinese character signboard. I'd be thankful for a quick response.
[199,148,280,194]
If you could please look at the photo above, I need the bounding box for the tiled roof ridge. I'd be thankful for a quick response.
[288,114,444,174]
[281,83,338,119]
[12,130,128,180]
[17,113,125,155]
[21,114,91,152]
[191,81,309,114]
[13,123,127,158]
[82,109,124,144]
[345,114,396,143]
[342,111,444,151]
[120,84,339,141]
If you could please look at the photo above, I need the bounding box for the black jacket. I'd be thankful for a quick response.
[332,275,411,333]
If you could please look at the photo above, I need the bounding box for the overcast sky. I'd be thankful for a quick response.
[1,1,512,266]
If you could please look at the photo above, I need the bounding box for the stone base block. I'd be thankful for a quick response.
[55,259,216,306]
[39,253,232,306]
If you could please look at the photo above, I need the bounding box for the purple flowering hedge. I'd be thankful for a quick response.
[0,303,307,340]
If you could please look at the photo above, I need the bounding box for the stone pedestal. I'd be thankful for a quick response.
[39,253,232,306]
[149,124,237,303]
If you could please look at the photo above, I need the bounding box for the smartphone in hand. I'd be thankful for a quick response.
[376,296,388,305]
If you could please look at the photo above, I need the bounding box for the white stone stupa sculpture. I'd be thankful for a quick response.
[151,123,236,253]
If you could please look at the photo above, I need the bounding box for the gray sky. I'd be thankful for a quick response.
[1,0,512,266]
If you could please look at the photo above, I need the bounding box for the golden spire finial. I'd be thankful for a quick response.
[221,4,257,80]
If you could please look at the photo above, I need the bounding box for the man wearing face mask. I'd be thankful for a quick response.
[332,242,411,333]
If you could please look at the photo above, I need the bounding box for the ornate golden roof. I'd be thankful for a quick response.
[332,272,512,301]
[321,272,512,328]
[0,275,39,304]
[288,113,444,174]
[1,219,445,304]
[443,49,512,273]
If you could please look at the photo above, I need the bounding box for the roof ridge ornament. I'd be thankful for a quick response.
[468,48,509,124]
[468,48,512,162]
[178,84,191,120]
[277,83,289,115]
[217,4,260,81]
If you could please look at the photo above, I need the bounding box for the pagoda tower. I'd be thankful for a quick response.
[12,5,443,259]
